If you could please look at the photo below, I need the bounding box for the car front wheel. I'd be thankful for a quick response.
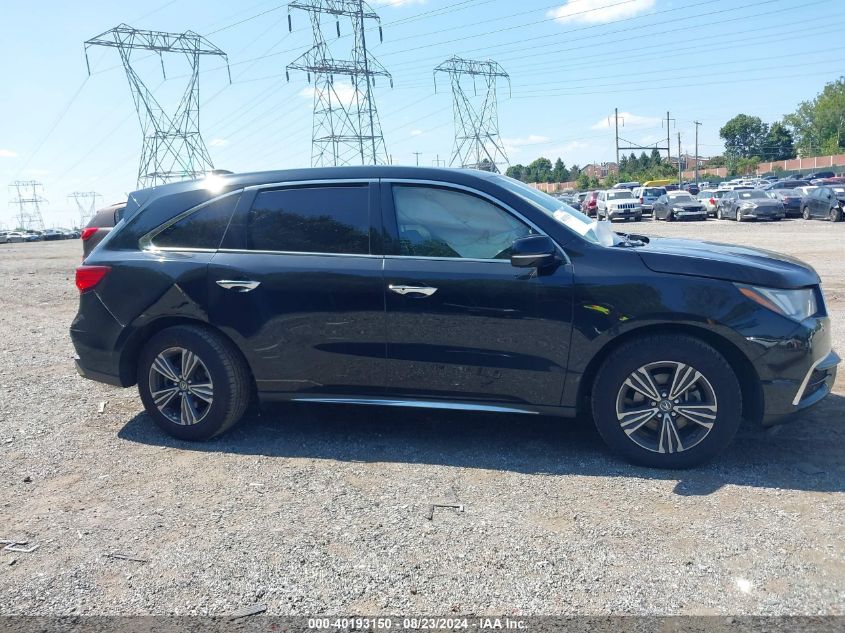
[803,206,811,220]
[591,335,742,468]
[138,325,252,441]
[830,207,842,222]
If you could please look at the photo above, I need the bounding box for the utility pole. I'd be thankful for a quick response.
[85,25,231,188]
[614,108,620,167]
[432,154,445,167]
[677,132,682,186]
[693,121,701,185]
[412,152,422,166]
[287,1,392,167]
[434,56,511,172]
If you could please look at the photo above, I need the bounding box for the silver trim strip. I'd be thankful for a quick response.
[244,178,377,191]
[792,355,828,406]
[289,397,540,415]
[217,248,381,258]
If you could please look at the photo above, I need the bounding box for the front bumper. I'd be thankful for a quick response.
[607,209,642,220]
[761,350,840,425]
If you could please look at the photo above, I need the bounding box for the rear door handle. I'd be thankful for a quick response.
[389,284,437,297]
[216,280,260,292]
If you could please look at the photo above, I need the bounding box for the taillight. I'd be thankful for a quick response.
[710,198,716,205]
[80,227,98,241]
[75,266,110,293]
[640,197,644,203]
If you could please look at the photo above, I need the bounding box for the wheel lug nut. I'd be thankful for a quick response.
[674,399,679,404]
[650,401,656,406]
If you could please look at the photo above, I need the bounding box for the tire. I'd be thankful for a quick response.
[591,335,742,469]
[716,207,723,220]
[666,211,675,222]
[137,325,252,441]
[829,207,842,222]
[802,205,811,220]
[736,210,744,222]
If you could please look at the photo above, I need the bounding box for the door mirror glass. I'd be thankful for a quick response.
[510,235,557,268]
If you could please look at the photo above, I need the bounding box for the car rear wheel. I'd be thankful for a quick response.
[591,335,742,469]
[138,325,252,441]
[716,208,723,220]
[802,205,811,220]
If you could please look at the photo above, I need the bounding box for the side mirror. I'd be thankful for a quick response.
[510,235,557,268]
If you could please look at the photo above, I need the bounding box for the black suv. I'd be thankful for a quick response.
[71,167,839,468]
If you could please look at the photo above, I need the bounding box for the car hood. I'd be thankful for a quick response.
[635,237,818,288]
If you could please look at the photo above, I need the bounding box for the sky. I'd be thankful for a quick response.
[1,0,842,228]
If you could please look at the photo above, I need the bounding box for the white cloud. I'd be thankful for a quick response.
[502,135,551,155]
[548,0,656,24]
[410,129,424,136]
[208,138,227,147]
[299,82,363,103]
[0,149,17,158]
[591,111,661,130]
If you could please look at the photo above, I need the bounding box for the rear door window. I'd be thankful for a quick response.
[246,185,370,254]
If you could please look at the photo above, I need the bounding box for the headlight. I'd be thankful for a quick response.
[739,202,755,209]
[672,206,684,212]
[735,284,818,321]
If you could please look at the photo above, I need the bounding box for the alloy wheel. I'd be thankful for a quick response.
[615,361,718,454]
[148,347,214,426]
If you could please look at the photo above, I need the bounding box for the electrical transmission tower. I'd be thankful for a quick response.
[68,192,103,227]
[287,1,392,167]
[9,181,46,231]
[84,25,231,188]
[434,57,510,173]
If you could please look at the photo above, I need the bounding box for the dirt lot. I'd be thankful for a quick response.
[0,220,843,616]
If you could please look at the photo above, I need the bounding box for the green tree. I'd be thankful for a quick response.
[618,155,629,174]
[505,164,526,180]
[526,157,553,183]
[628,152,639,172]
[650,148,663,166]
[735,156,760,175]
[552,158,569,182]
[639,151,650,170]
[569,164,580,178]
[784,77,845,155]
[707,155,727,167]
[720,114,768,158]
[576,172,591,190]
[762,122,796,160]
[603,172,619,187]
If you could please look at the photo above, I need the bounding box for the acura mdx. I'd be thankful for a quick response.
[71,167,839,468]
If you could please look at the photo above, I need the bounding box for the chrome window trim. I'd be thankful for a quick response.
[217,248,382,259]
[381,178,570,265]
[140,188,244,252]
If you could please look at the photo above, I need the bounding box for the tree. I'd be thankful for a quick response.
[505,164,525,180]
[618,154,629,174]
[762,123,796,160]
[650,148,662,166]
[526,157,553,183]
[569,164,580,178]
[707,155,727,167]
[552,158,569,182]
[628,152,639,172]
[784,77,845,155]
[576,172,590,190]
[639,151,650,170]
[735,156,760,176]
[603,172,619,187]
[720,114,768,158]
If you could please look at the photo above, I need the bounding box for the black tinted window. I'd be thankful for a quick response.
[247,186,369,254]
[392,185,531,259]
[152,193,240,250]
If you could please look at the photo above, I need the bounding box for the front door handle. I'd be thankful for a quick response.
[389,284,437,297]
[216,280,260,292]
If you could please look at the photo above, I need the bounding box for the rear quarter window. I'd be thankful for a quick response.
[150,192,241,250]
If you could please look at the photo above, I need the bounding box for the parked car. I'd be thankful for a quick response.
[596,189,642,222]
[70,166,840,469]
[718,189,785,221]
[794,186,818,197]
[4,231,28,243]
[632,186,666,215]
[683,183,700,196]
[664,183,679,191]
[0,232,8,244]
[573,192,588,211]
[766,188,804,217]
[82,202,127,259]
[582,190,599,217]
[652,192,708,221]
[762,179,809,190]
[696,189,730,217]
[613,181,640,190]
[800,186,845,221]
[42,228,66,241]
[804,171,835,180]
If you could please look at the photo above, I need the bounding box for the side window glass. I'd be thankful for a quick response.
[392,186,532,260]
[247,185,370,254]
[152,193,240,250]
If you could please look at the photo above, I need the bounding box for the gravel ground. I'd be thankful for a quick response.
[0,219,843,616]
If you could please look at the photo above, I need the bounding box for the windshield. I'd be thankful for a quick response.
[493,175,618,246]
[607,190,633,200]
[643,188,664,196]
